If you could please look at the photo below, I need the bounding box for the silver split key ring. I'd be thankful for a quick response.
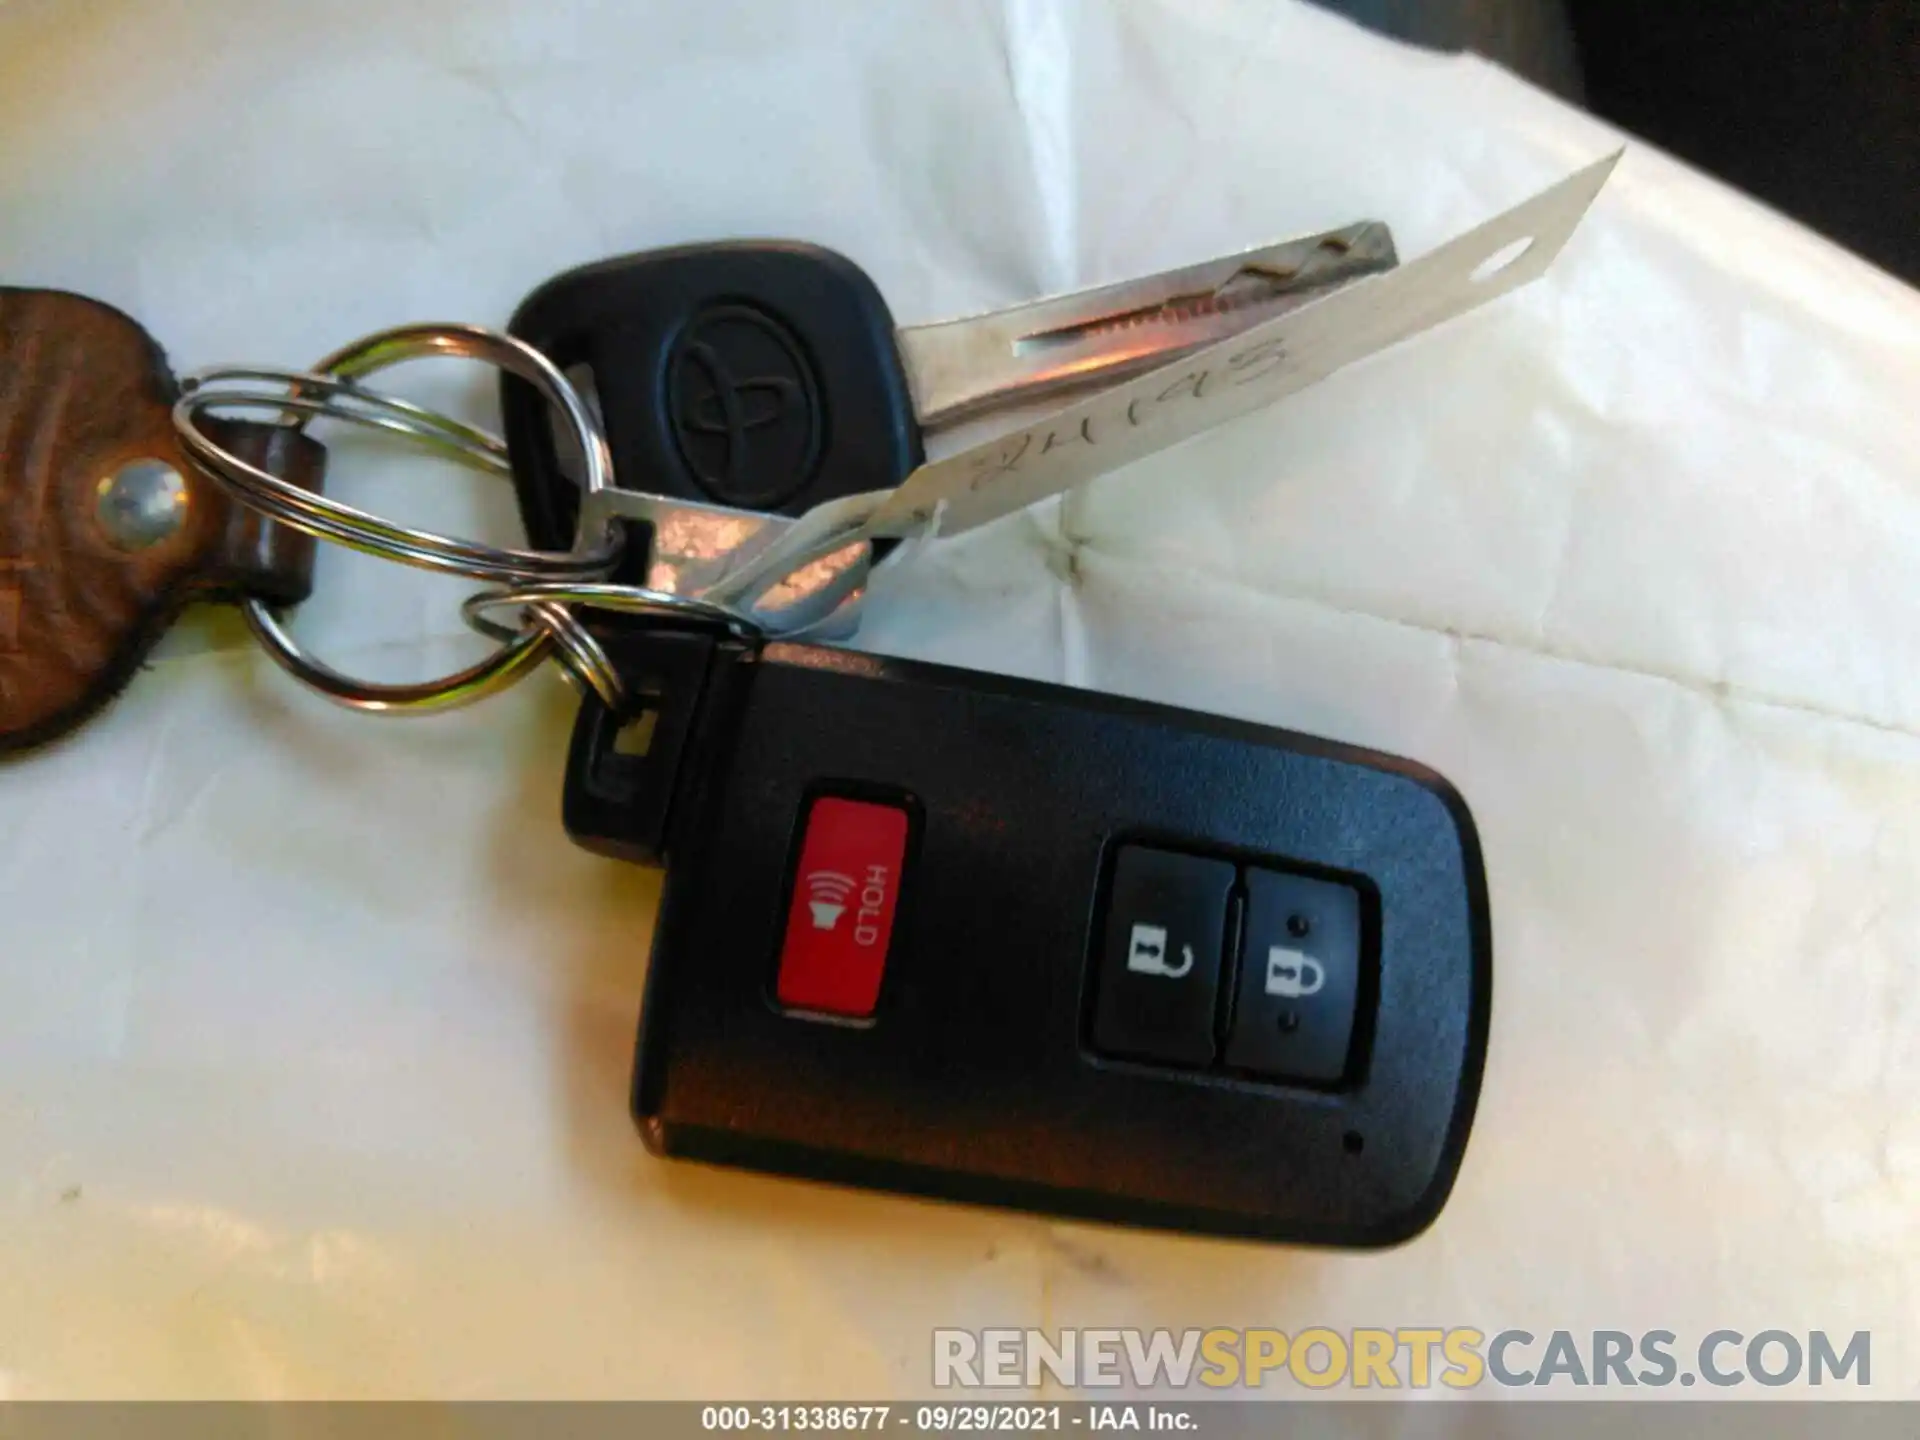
[174,324,627,714]
[463,580,766,713]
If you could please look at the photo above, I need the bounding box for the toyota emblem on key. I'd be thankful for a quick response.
[667,304,823,509]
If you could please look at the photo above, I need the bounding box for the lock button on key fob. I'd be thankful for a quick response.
[1227,868,1365,1085]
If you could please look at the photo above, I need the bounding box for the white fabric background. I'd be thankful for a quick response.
[2,0,1917,1400]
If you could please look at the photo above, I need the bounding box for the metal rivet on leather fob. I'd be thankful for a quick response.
[0,289,326,754]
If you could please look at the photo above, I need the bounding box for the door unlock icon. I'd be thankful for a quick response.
[1127,923,1195,979]
[1265,946,1325,998]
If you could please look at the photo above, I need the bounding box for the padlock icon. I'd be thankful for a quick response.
[1127,923,1194,979]
[1265,946,1325,998]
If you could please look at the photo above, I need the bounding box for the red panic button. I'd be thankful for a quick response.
[776,797,910,1018]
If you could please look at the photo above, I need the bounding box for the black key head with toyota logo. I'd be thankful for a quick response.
[501,242,923,559]
[500,229,1400,563]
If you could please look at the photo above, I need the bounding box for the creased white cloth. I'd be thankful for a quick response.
[2,0,1917,1400]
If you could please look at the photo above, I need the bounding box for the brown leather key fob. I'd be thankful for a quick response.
[0,288,327,753]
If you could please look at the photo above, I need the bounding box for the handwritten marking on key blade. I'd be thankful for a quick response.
[960,335,1293,495]
[1040,417,1096,456]
[951,334,1298,499]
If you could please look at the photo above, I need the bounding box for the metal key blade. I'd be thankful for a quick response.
[871,150,1622,541]
[898,222,1398,431]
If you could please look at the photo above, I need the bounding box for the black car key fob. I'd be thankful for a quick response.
[566,626,1491,1247]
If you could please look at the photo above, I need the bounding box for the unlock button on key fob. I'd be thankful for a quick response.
[1092,847,1235,1067]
